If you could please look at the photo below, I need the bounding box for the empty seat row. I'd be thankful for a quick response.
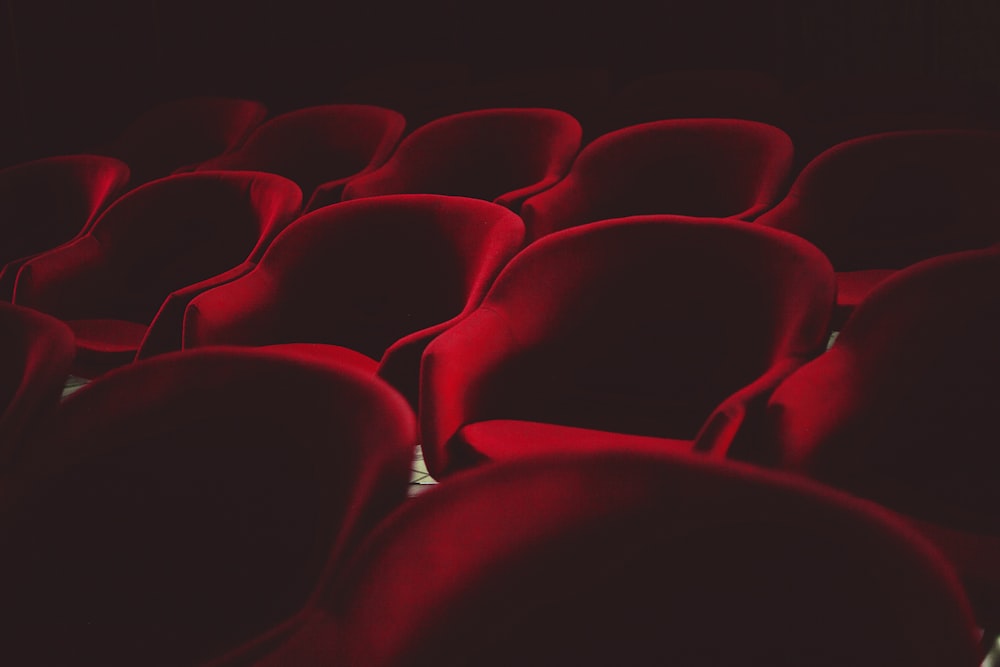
[0,239,996,661]
[0,357,985,665]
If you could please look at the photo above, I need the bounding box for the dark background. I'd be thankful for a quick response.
[2,0,999,164]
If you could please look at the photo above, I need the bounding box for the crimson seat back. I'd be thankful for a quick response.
[103,97,268,187]
[520,118,793,241]
[195,104,406,209]
[0,304,74,458]
[0,347,416,667]
[13,171,302,325]
[0,155,130,298]
[183,195,525,405]
[760,247,1000,534]
[757,130,1000,272]
[420,217,834,475]
[341,108,581,210]
[292,453,979,667]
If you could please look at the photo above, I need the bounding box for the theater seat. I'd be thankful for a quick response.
[0,346,415,667]
[749,246,1000,631]
[0,304,74,460]
[194,104,406,211]
[102,96,268,187]
[237,452,980,667]
[11,171,302,377]
[756,129,1000,327]
[341,108,581,211]
[520,118,793,242]
[182,195,525,407]
[0,155,130,300]
[419,216,835,478]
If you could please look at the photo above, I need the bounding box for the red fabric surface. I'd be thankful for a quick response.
[520,118,793,241]
[11,171,302,376]
[757,130,1000,277]
[0,304,74,461]
[247,453,979,666]
[0,347,415,667]
[183,195,524,407]
[833,268,897,328]
[0,155,130,300]
[453,419,693,467]
[341,108,581,211]
[103,97,268,187]
[760,247,1000,625]
[195,104,405,211]
[419,216,835,478]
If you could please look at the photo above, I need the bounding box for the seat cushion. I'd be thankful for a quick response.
[834,269,897,327]
[67,319,150,377]
[452,419,694,471]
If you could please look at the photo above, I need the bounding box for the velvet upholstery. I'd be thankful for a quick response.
[11,171,303,377]
[419,216,835,478]
[102,97,268,187]
[0,346,416,667]
[244,452,980,667]
[0,304,74,460]
[602,69,801,136]
[753,247,1000,628]
[341,108,582,211]
[195,104,406,211]
[0,155,130,300]
[756,129,1000,327]
[183,195,525,407]
[520,119,793,242]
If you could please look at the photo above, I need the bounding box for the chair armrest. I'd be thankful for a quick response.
[135,261,257,360]
[304,175,356,212]
[692,357,805,459]
[494,174,566,212]
[12,237,107,319]
[377,313,473,409]
[418,307,520,477]
[180,269,284,349]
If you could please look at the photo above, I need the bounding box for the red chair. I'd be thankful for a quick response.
[602,69,801,136]
[0,304,74,460]
[235,452,981,667]
[102,96,268,187]
[747,246,1000,632]
[11,171,303,378]
[756,129,1000,327]
[182,195,525,407]
[0,155,130,300]
[520,119,793,242]
[419,216,835,479]
[341,108,581,211]
[194,104,406,211]
[0,346,415,667]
